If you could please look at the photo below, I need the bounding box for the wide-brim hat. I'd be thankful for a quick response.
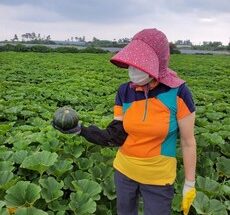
[110,28,185,88]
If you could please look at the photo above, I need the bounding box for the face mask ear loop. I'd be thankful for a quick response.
[142,84,149,121]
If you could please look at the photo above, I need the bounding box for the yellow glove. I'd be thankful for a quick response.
[182,180,196,215]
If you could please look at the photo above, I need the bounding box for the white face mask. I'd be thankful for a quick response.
[128,66,153,85]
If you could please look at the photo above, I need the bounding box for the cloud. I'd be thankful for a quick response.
[0,4,63,22]
[0,0,156,23]
[198,18,216,23]
[0,0,229,44]
[1,0,229,23]
[166,0,230,14]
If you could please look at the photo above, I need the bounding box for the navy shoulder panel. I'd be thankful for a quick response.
[177,83,196,113]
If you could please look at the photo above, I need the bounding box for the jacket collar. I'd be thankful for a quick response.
[129,80,159,91]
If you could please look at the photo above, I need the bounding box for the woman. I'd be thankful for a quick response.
[53,28,196,215]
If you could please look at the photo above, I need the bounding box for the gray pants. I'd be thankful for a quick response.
[114,170,174,215]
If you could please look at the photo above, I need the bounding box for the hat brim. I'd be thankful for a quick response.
[110,39,185,88]
[110,39,160,79]
[159,68,185,88]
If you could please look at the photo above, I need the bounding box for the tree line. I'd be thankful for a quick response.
[1,32,229,51]
[0,44,109,54]
[3,32,130,47]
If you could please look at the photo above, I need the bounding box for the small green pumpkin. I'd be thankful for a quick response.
[53,106,79,130]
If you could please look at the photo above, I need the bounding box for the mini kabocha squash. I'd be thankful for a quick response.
[53,106,79,130]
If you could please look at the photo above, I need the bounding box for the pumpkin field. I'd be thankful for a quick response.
[0,52,229,215]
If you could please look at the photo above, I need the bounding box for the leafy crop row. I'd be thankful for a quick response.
[0,52,229,214]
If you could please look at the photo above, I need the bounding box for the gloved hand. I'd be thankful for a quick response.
[52,121,82,134]
[182,180,196,215]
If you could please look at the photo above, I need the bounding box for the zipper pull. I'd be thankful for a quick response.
[142,84,149,121]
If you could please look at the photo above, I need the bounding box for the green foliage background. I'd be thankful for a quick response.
[0,52,229,214]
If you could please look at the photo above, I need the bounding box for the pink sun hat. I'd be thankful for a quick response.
[110,28,185,88]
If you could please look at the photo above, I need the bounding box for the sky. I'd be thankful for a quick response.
[0,0,230,45]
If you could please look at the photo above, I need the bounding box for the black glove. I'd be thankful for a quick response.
[52,121,81,134]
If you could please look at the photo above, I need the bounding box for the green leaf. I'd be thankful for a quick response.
[203,151,220,163]
[48,159,73,177]
[40,139,61,153]
[195,117,209,127]
[0,201,8,215]
[21,151,58,175]
[172,193,183,212]
[0,161,14,172]
[47,199,68,212]
[40,130,61,152]
[205,122,222,132]
[0,123,14,136]
[216,156,230,177]
[7,131,34,150]
[220,144,230,157]
[201,133,225,145]
[39,177,64,203]
[69,192,97,215]
[90,152,105,163]
[17,125,37,132]
[196,156,218,180]
[209,199,228,215]
[100,148,116,158]
[0,171,14,189]
[72,179,102,201]
[20,110,36,118]
[77,158,94,170]
[96,204,113,215]
[63,144,84,159]
[218,131,229,140]
[33,198,47,211]
[221,184,230,196]
[4,106,23,115]
[89,163,113,182]
[196,176,221,197]
[101,176,116,200]
[206,112,226,121]
[56,211,66,215]
[193,192,228,215]
[0,201,6,208]
[99,163,113,178]
[15,207,48,215]
[0,151,13,161]
[5,181,41,207]
[224,201,230,211]
[12,150,28,164]
[63,170,92,191]
[89,166,102,181]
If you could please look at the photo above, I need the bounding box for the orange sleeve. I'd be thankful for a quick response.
[177,97,193,120]
[114,105,123,118]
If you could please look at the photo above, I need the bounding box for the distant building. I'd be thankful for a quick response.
[175,40,192,48]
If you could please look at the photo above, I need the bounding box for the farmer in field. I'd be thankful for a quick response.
[53,28,196,215]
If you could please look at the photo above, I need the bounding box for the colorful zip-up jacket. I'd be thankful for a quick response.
[113,82,195,185]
